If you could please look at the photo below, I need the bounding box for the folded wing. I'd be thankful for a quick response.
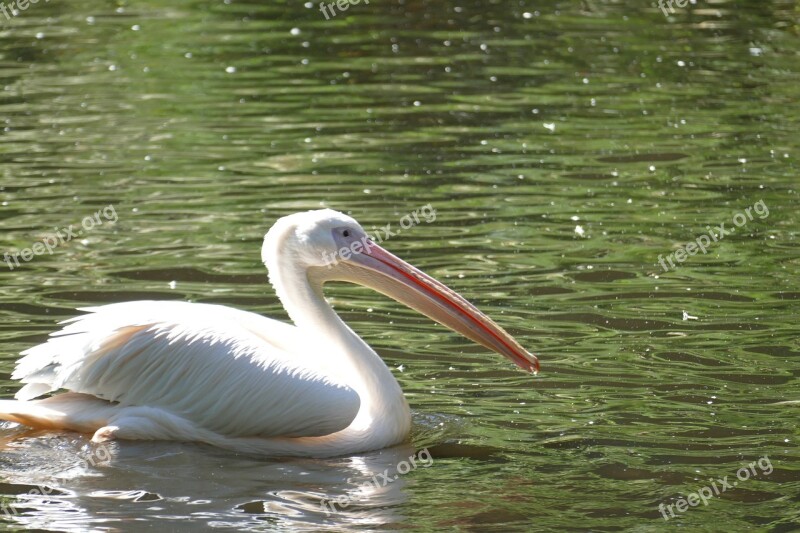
[12,301,360,439]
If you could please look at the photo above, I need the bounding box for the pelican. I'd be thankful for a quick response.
[0,209,539,457]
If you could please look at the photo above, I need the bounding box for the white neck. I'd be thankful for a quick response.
[266,250,411,448]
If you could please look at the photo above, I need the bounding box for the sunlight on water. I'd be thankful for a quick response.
[0,0,798,530]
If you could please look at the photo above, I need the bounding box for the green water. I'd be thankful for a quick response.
[1,0,799,531]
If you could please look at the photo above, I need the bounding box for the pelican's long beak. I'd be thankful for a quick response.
[320,239,539,374]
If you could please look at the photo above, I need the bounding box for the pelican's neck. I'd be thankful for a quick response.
[266,252,410,438]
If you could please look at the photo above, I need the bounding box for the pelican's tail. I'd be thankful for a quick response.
[0,393,113,434]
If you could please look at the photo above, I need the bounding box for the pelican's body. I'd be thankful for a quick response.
[0,210,538,457]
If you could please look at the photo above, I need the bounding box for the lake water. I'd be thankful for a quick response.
[1,1,798,531]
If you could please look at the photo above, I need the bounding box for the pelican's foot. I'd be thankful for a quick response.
[92,425,119,443]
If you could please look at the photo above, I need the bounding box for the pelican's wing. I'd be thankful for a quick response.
[12,301,360,438]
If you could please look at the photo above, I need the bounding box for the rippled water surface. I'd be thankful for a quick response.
[1,0,799,531]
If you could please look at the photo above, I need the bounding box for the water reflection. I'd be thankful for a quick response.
[0,424,441,531]
[1,0,799,530]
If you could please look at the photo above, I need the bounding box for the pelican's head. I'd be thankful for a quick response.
[263,209,539,374]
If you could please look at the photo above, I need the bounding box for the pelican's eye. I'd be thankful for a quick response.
[343,229,351,238]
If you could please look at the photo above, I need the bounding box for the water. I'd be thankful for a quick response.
[1,0,799,530]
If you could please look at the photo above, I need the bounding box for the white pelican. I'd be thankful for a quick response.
[0,209,539,457]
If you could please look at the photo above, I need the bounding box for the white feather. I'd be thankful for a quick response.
[12,301,360,439]
[0,208,535,457]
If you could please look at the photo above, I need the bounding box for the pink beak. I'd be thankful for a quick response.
[327,238,540,374]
